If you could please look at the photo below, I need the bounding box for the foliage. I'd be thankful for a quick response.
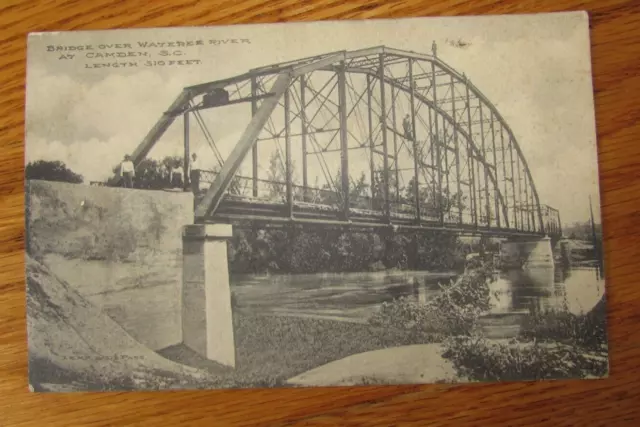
[404,177,463,218]
[26,160,83,183]
[318,171,370,210]
[131,158,170,190]
[266,152,287,199]
[440,289,609,381]
[564,220,602,241]
[289,231,332,273]
[228,227,465,275]
[368,263,494,335]
[519,296,608,353]
[106,156,182,189]
[366,258,608,381]
[441,335,608,382]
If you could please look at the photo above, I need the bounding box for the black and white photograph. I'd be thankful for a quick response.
[24,11,608,392]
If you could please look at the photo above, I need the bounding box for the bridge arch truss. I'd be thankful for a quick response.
[128,45,561,237]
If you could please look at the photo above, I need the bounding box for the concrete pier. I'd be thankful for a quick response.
[558,239,572,268]
[499,236,554,269]
[182,224,236,368]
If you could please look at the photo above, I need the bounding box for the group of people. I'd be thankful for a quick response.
[119,152,201,193]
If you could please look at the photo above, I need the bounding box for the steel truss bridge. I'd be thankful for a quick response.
[128,44,561,238]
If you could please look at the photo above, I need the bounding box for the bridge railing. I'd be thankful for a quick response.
[200,170,471,224]
[199,170,560,234]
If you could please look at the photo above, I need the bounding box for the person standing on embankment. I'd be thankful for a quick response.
[119,155,135,188]
[190,152,200,194]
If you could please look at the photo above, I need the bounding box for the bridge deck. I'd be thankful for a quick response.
[202,194,549,238]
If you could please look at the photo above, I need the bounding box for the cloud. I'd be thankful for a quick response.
[25,15,601,223]
[26,136,128,182]
[25,69,193,181]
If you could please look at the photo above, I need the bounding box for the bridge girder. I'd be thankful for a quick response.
[126,46,562,237]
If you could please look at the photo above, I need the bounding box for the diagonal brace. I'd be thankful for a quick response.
[195,73,292,219]
[130,89,192,166]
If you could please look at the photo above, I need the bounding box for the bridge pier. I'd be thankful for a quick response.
[182,224,236,368]
[557,239,572,269]
[499,236,553,270]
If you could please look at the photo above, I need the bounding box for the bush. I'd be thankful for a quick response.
[368,264,494,335]
[519,296,608,352]
[289,231,331,273]
[441,294,609,382]
[442,335,608,381]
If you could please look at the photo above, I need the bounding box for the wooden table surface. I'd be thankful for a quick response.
[1,0,639,425]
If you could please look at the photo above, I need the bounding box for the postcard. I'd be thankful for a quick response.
[25,11,607,392]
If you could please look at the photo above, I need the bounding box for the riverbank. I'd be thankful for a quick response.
[159,265,494,388]
[159,311,441,388]
[30,253,607,390]
[27,251,446,391]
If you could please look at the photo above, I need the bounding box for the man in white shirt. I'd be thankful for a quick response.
[190,152,200,193]
[120,154,135,188]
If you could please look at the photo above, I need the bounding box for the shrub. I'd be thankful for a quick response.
[442,335,608,381]
[519,296,608,353]
[368,264,494,335]
[289,231,331,273]
[441,294,609,382]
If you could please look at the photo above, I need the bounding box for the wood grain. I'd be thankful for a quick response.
[1,0,639,425]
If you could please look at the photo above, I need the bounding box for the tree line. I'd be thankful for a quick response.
[228,227,466,275]
[25,157,188,189]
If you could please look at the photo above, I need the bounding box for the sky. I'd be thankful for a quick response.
[25,11,601,225]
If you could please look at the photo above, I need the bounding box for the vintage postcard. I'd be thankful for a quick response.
[25,11,607,392]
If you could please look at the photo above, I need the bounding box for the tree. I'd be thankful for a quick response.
[133,158,168,190]
[563,220,602,242]
[25,160,83,183]
[404,177,466,220]
[371,167,399,211]
[318,170,369,209]
[106,156,179,189]
[265,151,295,201]
[266,152,285,199]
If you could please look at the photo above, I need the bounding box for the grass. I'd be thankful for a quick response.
[159,311,440,389]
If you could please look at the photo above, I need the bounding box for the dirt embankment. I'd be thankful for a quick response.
[26,253,209,391]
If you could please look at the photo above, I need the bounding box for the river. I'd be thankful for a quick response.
[231,264,605,337]
[44,251,606,340]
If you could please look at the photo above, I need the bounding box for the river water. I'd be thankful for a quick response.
[231,264,605,336]
[44,252,605,340]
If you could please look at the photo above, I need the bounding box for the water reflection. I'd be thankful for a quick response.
[489,265,604,317]
[231,263,605,326]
